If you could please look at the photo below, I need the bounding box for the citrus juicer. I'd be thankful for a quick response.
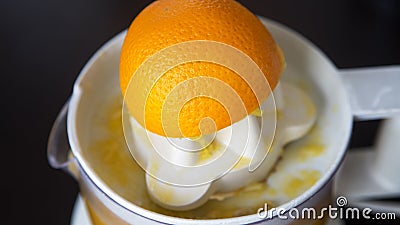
[47,17,400,224]
[123,81,316,210]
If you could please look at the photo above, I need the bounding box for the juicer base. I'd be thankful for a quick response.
[70,195,345,225]
[71,195,93,225]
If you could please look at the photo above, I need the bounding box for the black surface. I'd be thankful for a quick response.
[1,0,399,224]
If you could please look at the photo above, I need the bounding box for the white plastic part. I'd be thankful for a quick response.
[334,117,400,216]
[340,66,400,120]
[128,82,317,210]
[373,116,400,190]
[334,67,400,216]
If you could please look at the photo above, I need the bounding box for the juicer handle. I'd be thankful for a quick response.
[47,101,75,170]
[339,65,400,120]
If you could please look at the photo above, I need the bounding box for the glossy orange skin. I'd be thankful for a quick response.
[120,0,284,137]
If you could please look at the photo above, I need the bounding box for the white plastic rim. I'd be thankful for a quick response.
[67,17,352,224]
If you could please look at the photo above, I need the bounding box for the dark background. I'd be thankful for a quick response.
[1,0,399,224]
